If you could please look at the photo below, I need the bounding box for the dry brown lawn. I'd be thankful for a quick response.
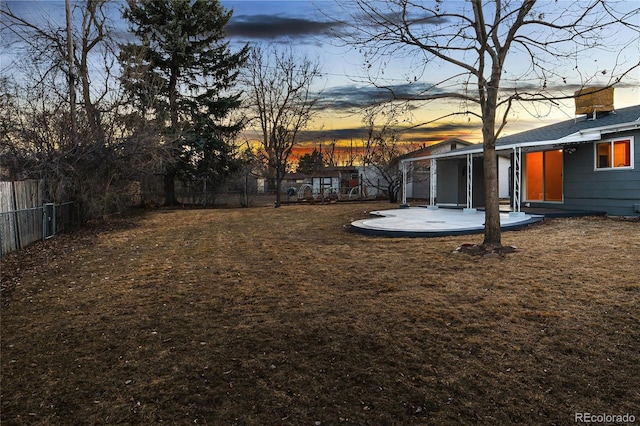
[1,202,639,425]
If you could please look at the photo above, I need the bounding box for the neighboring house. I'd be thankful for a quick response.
[354,165,388,199]
[257,172,309,195]
[257,166,387,200]
[307,167,360,198]
[262,167,363,199]
[401,99,640,216]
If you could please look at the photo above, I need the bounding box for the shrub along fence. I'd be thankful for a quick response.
[0,180,75,258]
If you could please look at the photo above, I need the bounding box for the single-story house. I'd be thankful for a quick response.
[258,167,363,199]
[307,167,360,198]
[401,100,640,216]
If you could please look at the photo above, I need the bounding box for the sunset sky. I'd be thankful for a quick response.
[2,0,639,163]
[221,0,639,161]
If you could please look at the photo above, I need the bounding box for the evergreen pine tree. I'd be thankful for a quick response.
[120,0,248,205]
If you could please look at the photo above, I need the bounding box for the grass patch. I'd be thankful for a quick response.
[1,203,639,424]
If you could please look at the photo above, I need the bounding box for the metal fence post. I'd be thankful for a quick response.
[42,205,47,241]
[43,203,55,239]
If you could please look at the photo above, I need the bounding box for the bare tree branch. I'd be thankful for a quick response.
[333,0,640,248]
[243,46,323,207]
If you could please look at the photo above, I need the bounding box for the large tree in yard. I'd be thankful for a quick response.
[243,47,322,208]
[341,0,640,249]
[120,0,248,205]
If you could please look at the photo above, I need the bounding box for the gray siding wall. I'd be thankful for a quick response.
[472,157,485,207]
[436,158,485,206]
[561,130,640,216]
[436,159,462,205]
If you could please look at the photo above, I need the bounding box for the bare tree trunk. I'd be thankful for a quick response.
[242,172,249,208]
[387,179,399,203]
[481,92,502,248]
[65,0,76,142]
[164,66,180,206]
[274,166,282,207]
[78,0,105,143]
[482,142,501,248]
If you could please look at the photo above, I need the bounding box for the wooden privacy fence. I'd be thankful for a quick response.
[0,180,75,258]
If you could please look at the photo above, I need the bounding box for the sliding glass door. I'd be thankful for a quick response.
[525,150,563,202]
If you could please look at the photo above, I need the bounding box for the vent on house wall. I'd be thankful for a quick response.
[574,86,615,119]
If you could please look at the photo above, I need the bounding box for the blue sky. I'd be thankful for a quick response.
[2,0,639,151]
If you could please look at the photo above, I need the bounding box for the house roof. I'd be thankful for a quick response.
[397,137,473,161]
[282,172,310,180]
[401,104,640,162]
[284,167,359,180]
[496,104,640,145]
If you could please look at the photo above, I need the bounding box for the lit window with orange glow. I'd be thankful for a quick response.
[614,141,631,167]
[526,152,543,201]
[595,139,633,170]
[525,150,563,202]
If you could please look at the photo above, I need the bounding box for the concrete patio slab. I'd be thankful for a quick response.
[351,207,544,237]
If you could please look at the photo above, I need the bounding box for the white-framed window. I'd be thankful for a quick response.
[595,137,634,170]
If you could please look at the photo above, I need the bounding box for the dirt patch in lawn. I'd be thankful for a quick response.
[1,203,639,425]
